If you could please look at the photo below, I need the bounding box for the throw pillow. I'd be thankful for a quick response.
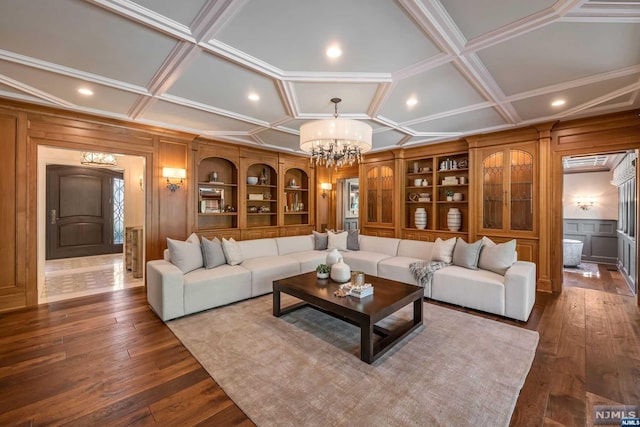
[432,237,456,264]
[346,229,360,251]
[452,238,483,270]
[166,237,204,274]
[201,236,226,269]
[327,229,348,251]
[221,237,244,266]
[478,239,517,275]
[312,231,328,250]
[481,236,517,264]
[186,232,200,245]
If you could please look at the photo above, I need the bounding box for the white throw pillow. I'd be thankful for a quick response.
[478,239,517,275]
[166,237,203,273]
[186,232,200,245]
[482,236,517,264]
[452,238,482,270]
[222,237,244,266]
[201,236,227,269]
[327,230,348,251]
[432,237,456,264]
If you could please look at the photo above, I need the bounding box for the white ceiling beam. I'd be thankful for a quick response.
[159,93,270,127]
[0,50,149,95]
[0,74,75,108]
[83,0,195,42]
[504,64,640,103]
[191,0,250,43]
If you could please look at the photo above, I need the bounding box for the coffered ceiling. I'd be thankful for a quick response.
[0,0,639,154]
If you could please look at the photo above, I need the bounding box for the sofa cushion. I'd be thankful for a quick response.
[478,239,517,275]
[378,256,429,296]
[222,237,244,265]
[432,266,505,316]
[397,239,433,261]
[327,230,348,251]
[346,229,360,250]
[275,235,314,255]
[341,251,392,276]
[358,235,400,257]
[237,238,277,260]
[432,237,456,263]
[241,256,300,296]
[287,250,328,273]
[312,231,328,250]
[452,238,482,270]
[183,265,252,314]
[166,237,203,274]
[201,236,226,269]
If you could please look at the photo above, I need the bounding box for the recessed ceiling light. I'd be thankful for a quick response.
[406,97,418,107]
[551,99,565,107]
[326,45,342,59]
[78,87,93,96]
[248,93,260,101]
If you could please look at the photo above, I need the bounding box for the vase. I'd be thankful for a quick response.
[414,207,427,230]
[447,208,462,231]
[453,192,463,201]
[326,248,341,268]
[330,256,351,282]
[414,178,422,186]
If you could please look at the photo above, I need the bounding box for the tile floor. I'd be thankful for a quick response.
[41,253,144,304]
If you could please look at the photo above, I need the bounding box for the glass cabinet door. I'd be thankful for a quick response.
[482,151,504,229]
[366,166,378,223]
[366,164,394,225]
[481,146,534,232]
[510,149,533,231]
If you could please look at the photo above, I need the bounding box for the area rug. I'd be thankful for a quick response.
[563,262,599,275]
[168,295,539,427]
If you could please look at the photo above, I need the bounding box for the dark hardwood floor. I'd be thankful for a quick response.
[0,265,638,426]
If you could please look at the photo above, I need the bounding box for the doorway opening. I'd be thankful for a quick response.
[37,146,146,304]
[335,178,359,231]
[561,150,637,296]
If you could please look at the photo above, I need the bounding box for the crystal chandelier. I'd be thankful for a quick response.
[80,152,117,166]
[299,98,372,168]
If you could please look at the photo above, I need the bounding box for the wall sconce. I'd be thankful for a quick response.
[139,176,144,192]
[576,197,595,210]
[162,167,186,192]
[320,182,332,198]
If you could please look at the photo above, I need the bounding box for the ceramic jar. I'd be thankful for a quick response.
[447,208,462,231]
[414,207,427,230]
[326,248,341,268]
[421,178,428,186]
[414,178,422,186]
[453,192,463,201]
[330,256,351,283]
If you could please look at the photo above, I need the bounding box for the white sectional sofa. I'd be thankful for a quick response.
[147,234,536,322]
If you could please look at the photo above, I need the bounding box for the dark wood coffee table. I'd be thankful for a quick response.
[273,271,424,364]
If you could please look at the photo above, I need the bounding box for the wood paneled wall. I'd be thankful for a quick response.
[1,96,638,313]
[0,99,193,313]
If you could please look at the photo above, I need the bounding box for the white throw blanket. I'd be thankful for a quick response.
[409,261,451,287]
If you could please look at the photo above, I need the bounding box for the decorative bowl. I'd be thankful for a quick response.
[247,176,258,185]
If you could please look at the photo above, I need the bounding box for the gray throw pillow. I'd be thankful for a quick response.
[166,237,203,274]
[312,231,328,250]
[201,236,226,269]
[452,238,482,270]
[346,229,360,251]
[478,239,517,275]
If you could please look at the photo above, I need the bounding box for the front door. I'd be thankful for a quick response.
[46,165,123,260]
